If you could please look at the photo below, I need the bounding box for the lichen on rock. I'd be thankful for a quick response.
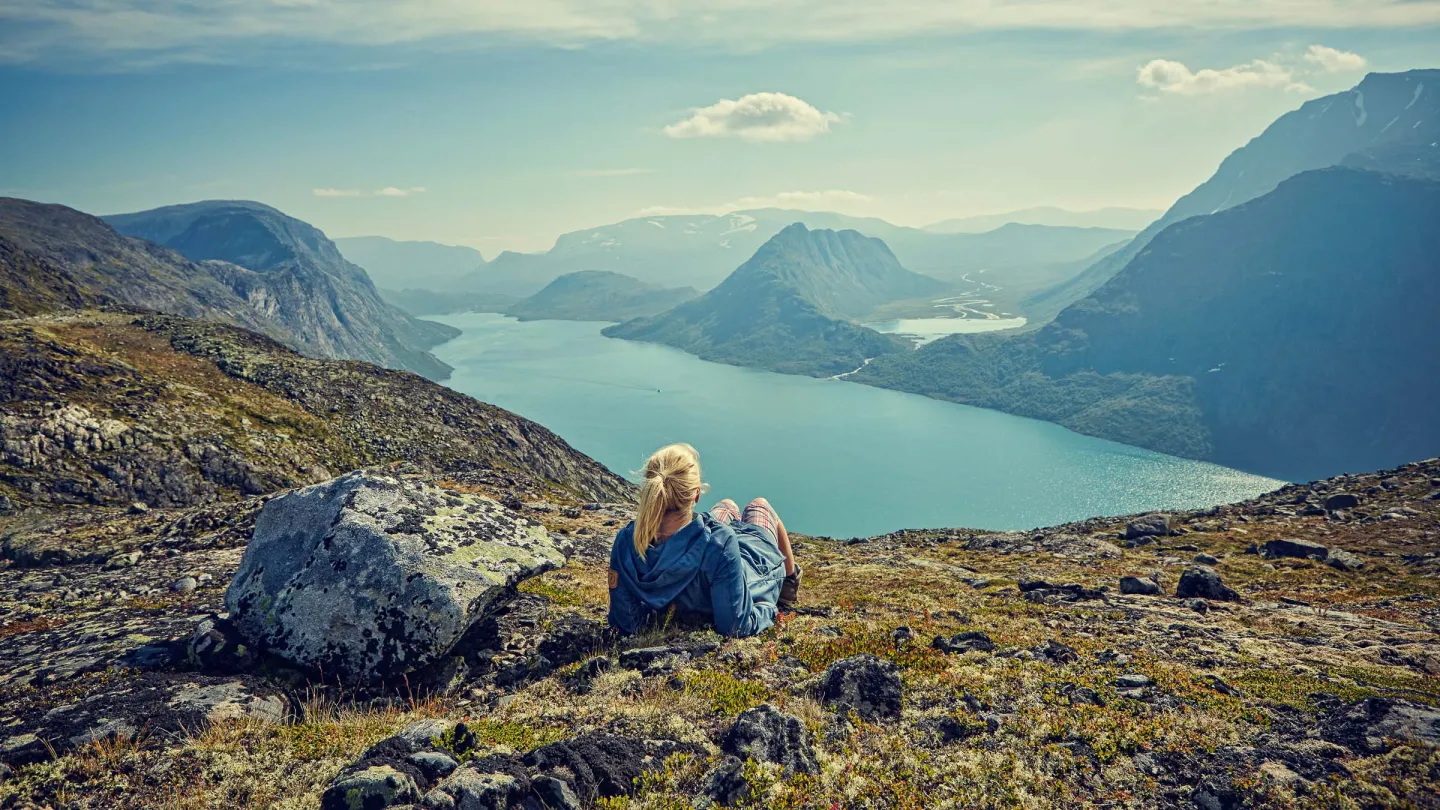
[225,470,566,684]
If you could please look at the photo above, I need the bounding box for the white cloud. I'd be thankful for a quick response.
[1304,44,1368,73]
[663,93,845,143]
[638,189,876,217]
[312,186,426,197]
[1136,58,1311,96]
[6,1,1440,67]
[569,168,654,178]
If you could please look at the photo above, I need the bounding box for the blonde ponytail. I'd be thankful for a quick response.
[633,443,704,558]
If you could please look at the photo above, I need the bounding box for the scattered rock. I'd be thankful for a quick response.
[1261,538,1329,561]
[821,654,903,721]
[187,615,260,674]
[1194,553,1219,566]
[721,704,818,775]
[1125,514,1171,540]
[529,774,581,810]
[408,751,459,781]
[1176,566,1238,602]
[225,471,564,684]
[699,756,750,807]
[1324,493,1360,511]
[127,502,150,515]
[1324,697,1440,754]
[932,631,994,654]
[1035,640,1079,664]
[423,767,525,810]
[1114,674,1154,689]
[1325,549,1366,572]
[1120,576,1161,596]
[319,765,421,810]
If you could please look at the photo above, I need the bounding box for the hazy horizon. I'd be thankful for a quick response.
[2,2,1437,252]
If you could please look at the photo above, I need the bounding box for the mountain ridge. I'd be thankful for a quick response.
[1025,68,1440,323]
[505,270,697,322]
[101,200,459,379]
[856,166,1440,479]
[603,223,936,376]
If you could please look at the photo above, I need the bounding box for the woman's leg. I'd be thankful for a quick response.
[744,498,797,576]
[707,498,742,524]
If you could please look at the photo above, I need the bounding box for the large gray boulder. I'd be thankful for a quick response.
[225,471,564,684]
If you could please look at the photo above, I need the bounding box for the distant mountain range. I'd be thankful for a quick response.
[506,271,696,322]
[856,165,1440,479]
[924,206,1161,234]
[333,236,486,290]
[0,198,456,379]
[604,224,937,376]
[1026,69,1440,324]
[466,210,1132,305]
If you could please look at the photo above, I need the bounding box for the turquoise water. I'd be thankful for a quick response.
[431,313,1282,537]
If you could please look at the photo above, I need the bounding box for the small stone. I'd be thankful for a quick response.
[932,631,994,654]
[1125,514,1171,540]
[700,756,750,807]
[1261,538,1329,561]
[128,502,150,515]
[1176,566,1238,601]
[1194,553,1219,566]
[171,576,198,593]
[1323,493,1360,511]
[1035,640,1078,664]
[319,765,420,810]
[408,751,459,780]
[1186,598,1210,614]
[1114,674,1154,688]
[821,655,903,721]
[1119,576,1161,596]
[529,775,581,810]
[1325,549,1366,572]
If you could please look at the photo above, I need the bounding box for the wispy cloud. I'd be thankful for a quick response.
[313,186,426,198]
[12,1,1427,68]
[1304,44,1368,73]
[663,93,845,143]
[568,168,654,178]
[1135,44,1369,97]
[1137,58,1308,96]
[638,189,875,217]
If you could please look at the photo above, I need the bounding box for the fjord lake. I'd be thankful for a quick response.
[432,313,1282,537]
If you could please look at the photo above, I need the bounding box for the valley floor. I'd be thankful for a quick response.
[1,460,1438,809]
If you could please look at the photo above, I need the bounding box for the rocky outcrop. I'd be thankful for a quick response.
[322,719,697,810]
[226,472,564,684]
[0,313,631,509]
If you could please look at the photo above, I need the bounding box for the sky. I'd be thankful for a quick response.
[0,2,1437,254]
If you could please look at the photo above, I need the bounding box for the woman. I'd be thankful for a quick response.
[608,443,801,637]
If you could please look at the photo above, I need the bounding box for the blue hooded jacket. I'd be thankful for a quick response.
[608,512,785,637]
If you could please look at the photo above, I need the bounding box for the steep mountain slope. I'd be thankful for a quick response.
[505,270,696,322]
[334,236,486,289]
[0,311,630,510]
[471,210,1132,297]
[0,199,280,330]
[857,167,1440,480]
[603,224,936,375]
[1028,69,1440,323]
[104,201,458,380]
[925,206,1161,233]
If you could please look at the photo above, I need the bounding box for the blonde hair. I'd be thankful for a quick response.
[633,443,705,558]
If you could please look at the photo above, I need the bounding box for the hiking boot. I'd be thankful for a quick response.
[779,565,802,609]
